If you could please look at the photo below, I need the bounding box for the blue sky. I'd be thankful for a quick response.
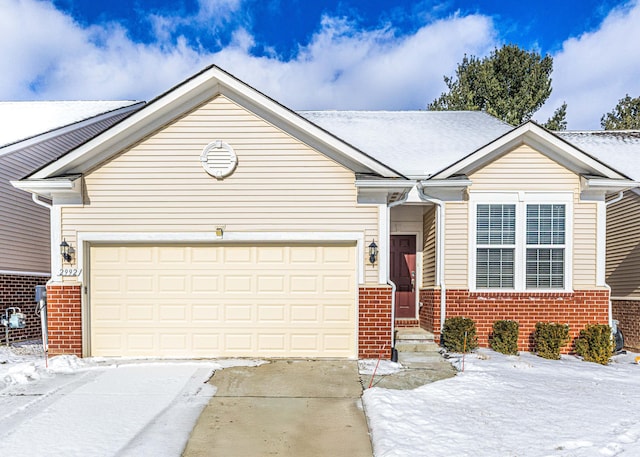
[2,0,639,129]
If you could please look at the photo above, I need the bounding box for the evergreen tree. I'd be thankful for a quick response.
[543,102,567,131]
[428,44,566,127]
[601,95,640,130]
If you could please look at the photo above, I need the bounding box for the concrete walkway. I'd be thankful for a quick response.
[182,359,373,457]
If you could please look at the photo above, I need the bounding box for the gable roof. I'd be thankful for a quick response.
[429,121,633,182]
[556,131,640,181]
[300,111,512,178]
[24,65,403,181]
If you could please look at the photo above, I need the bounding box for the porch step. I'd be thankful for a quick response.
[394,327,446,369]
[395,341,440,353]
[397,351,447,369]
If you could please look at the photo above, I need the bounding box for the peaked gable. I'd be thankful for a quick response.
[26,65,403,181]
[430,122,632,182]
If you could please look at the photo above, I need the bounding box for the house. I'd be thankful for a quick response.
[556,131,640,351]
[0,101,144,344]
[12,65,639,358]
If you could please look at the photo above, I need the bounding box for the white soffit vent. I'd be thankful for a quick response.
[200,140,238,179]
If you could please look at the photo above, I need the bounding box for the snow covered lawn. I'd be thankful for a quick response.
[3,343,640,457]
[363,349,640,457]
[0,344,261,457]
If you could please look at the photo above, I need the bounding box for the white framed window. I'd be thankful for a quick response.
[470,192,572,292]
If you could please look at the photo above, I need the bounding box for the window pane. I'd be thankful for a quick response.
[477,204,515,245]
[527,204,565,246]
[477,248,514,288]
[526,248,564,289]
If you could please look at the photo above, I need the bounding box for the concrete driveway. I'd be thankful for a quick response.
[182,359,373,456]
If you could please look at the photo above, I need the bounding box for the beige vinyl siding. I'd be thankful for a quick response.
[444,202,468,288]
[607,191,640,298]
[62,95,379,283]
[470,145,580,191]
[573,203,598,287]
[454,144,598,289]
[422,206,437,287]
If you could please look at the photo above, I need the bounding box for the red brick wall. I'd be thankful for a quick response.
[46,284,82,356]
[394,318,420,328]
[358,286,392,358]
[612,299,640,351]
[419,289,609,353]
[419,289,440,337]
[0,274,49,344]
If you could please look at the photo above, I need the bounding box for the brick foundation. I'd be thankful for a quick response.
[612,299,640,351]
[358,286,393,358]
[46,283,82,356]
[419,288,609,353]
[0,273,49,344]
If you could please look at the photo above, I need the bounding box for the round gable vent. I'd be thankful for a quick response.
[200,140,238,179]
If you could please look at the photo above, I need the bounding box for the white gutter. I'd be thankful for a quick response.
[386,192,410,355]
[416,184,447,334]
[603,191,625,327]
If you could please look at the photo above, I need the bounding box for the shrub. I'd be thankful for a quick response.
[575,324,613,365]
[490,320,519,355]
[534,322,569,360]
[442,317,478,353]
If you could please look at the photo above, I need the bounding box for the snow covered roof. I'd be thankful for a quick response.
[299,111,513,178]
[0,101,141,147]
[556,131,640,181]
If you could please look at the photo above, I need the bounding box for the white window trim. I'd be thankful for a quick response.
[469,192,573,293]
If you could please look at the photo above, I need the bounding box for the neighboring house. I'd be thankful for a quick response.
[557,131,640,351]
[0,101,144,344]
[11,65,639,358]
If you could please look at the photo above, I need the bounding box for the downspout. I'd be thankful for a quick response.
[387,192,410,356]
[31,194,52,352]
[604,191,625,327]
[416,184,447,336]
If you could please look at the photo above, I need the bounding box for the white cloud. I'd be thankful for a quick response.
[538,0,640,129]
[0,0,497,110]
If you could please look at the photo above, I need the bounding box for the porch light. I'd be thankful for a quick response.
[60,239,73,263]
[368,240,378,265]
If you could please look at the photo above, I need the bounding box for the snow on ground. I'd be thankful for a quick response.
[4,343,640,457]
[0,343,262,457]
[363,348,640,457]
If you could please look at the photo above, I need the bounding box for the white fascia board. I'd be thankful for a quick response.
[420,178,473,188]
[0,102,143,158]
[419,178,472,201]
[30,66,402,180]
[11,176,82,202]
[581,176,640,192]
[431,122,628,180]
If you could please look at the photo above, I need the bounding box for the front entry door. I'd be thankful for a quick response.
[390,235,417,318]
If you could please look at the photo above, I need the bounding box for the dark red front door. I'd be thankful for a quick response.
[390,235,417,318]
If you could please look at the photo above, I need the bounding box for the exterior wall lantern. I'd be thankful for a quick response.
[368,240,378,265]
[60,239,73,263]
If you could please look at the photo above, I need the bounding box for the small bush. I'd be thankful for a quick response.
[490,320,519,355]
[534,322,569,360]
[575,324,613,365]
[442,317,478,353]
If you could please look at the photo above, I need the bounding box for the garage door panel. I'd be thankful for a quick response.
[90,244,356,357]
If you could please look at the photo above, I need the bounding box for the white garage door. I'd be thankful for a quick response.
[89,243,357,358]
